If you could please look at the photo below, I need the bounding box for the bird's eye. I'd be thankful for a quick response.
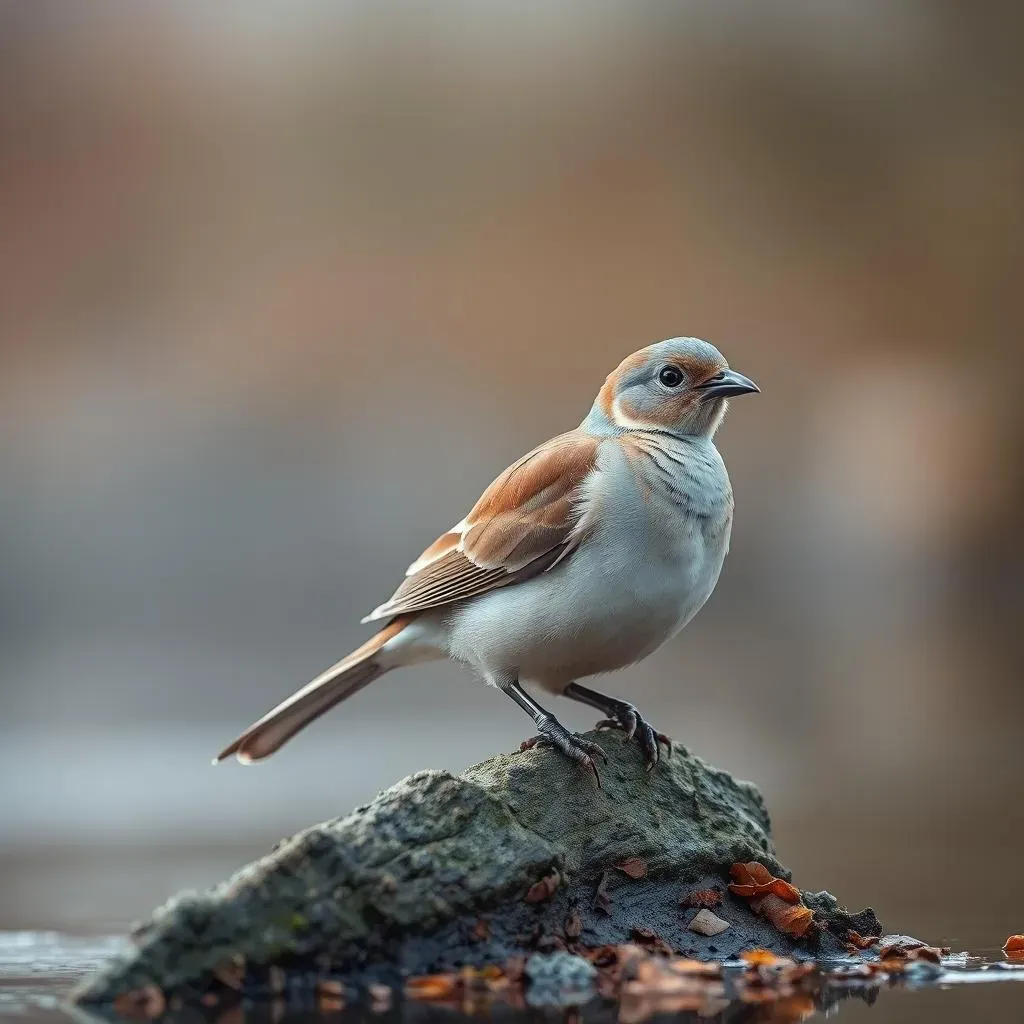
[659,365,684,388]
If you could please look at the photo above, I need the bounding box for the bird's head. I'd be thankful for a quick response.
[588,337,759,439]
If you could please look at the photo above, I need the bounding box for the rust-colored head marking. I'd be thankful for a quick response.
[592,337,757,438]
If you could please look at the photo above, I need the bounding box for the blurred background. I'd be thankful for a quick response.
[2,0,1022,962]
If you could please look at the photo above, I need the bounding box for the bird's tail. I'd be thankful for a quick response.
[214,616,412,764]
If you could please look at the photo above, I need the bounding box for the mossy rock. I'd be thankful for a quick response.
[71,731,880,1005]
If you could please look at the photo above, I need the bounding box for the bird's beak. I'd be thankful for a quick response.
[695,368,760,400]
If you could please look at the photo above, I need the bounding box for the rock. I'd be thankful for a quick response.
[70,730,882,1006]
[687,909,731,936]
[523,952,597,1005]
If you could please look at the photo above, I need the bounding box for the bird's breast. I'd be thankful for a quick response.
[442,435,735,686]
[597,433,734,569]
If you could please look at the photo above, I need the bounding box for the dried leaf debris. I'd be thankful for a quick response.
[728,862,815,938]
[105,933,963,1022]
[97,859,968,1022]
[524,867,562,903]
[680,886,722,909]
[616,857,648,880]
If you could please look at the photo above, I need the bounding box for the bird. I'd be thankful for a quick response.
[215,337,758,782]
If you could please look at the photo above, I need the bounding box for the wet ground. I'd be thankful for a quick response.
[2,932,1022,1024]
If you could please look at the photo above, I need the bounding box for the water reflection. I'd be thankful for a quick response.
[4,935,1024,1024]
[70,994,854,1024]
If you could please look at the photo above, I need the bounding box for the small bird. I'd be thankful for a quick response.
[215,337,758,780]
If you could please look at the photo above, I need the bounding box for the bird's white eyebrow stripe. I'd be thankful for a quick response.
[611,397,654,430]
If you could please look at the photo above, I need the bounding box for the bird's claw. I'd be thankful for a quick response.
[520,720,607,788]
[595,707,671,770]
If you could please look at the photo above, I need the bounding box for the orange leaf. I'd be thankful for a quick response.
[617,857,649,880]
[728,864,814,938]
[847,930,880,950]
[405,975,460,1000]
[875,958,907,975]
[665,958,722,978]
[776,904,815,939]
[728,863,801,903]
[680,887,722,909]
[752,895,814,938]
[1004,934,1024,953]
[730,862,774,887]
[741,949,782,966]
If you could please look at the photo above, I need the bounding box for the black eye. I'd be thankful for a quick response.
[659,365,684,388]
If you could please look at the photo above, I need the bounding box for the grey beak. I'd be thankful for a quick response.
[696,368,760,400]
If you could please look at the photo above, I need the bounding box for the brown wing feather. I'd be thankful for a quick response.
[361,431,600,622]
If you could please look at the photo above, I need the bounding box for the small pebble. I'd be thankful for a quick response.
[524,952,597,1006]
[688,909,731,936]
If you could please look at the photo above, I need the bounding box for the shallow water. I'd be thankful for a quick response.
[2,933,1022,1024]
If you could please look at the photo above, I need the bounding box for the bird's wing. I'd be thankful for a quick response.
[361,430,601,622]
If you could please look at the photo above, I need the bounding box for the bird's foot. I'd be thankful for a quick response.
[519,718,607,788]
[595,702,672,771]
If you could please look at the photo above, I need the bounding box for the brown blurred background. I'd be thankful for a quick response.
[1,0,1022,960]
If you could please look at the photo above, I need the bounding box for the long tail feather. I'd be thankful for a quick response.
[214,616,410,764]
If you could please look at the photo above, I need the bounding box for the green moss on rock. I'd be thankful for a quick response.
[71,731,878,1005]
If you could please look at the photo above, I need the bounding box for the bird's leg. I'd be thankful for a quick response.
[564,682,671,771]
[501,680,607,787]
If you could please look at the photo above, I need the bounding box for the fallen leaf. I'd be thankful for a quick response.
[1004,934,1024,953]
[680,888,722,909]
[846,930,880,950]
[315,981,346,1012]
[628,954,719,990]
[585,945,620,967]
[525,867,561,903]
[687,909,730,936]
[728,863,801,903]
[741,949,782,967]
[778,961,819,984]
[728,864,814,939]
[751,895,815,938]
[565,909,583,938]
[874,958,907,975]
[744,993,815,1020]
[405,975,459,1001]
[664,958,723,978]
[462,964,504,986]
[617,857,648,880]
